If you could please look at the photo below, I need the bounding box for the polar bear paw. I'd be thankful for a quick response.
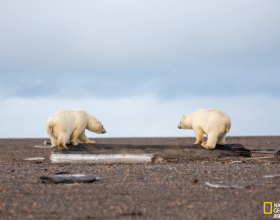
[194,140,203,145]
[57,145,68,150]
[70,141,79,146]
[201,142,215,150]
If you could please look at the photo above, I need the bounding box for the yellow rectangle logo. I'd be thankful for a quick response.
[264,202,272,214]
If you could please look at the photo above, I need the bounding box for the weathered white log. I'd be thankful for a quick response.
[50,153,161,164]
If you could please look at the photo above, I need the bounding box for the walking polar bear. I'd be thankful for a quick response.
[178,109,231,150]
[46,110,106,150]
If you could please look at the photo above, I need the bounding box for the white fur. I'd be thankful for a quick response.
[46,110,106,150]
[178,109,231,149]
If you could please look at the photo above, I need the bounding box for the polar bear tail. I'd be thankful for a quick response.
[46,122,56,135]
[48,125,54,134]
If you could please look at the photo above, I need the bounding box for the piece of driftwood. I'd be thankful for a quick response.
[264,175,280,178]
[231,161,244,163]
[40,174,100,184]
[51,143,251,160]
[251,150,275,154]
[205,182,248,189]
[24,157,45,161]
[245,156,275,160]
[251,150,275,157]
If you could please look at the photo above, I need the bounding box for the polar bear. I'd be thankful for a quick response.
[46,110,106,150]
[178,109,231,150]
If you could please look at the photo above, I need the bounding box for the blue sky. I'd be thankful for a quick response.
[0,1,279,138]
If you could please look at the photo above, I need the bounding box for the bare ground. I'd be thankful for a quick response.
[0,136,279,220]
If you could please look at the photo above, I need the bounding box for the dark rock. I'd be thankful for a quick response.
[274,149,280,157]
[191,179,198,184]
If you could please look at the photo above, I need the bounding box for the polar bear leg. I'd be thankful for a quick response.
[70,128,81,146]
[50,136,58,147]
[201,132,219,150]
[47,132,58,147]
[193,127,203,144]
[217,133,226,145]
[57,134,69,150]
[78,130,96,144]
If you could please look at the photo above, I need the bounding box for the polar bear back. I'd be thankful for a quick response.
[47,110,89,137]
[192,109,231,134]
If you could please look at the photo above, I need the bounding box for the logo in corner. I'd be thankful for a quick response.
[264,202,280,218]
[264,202,272,214]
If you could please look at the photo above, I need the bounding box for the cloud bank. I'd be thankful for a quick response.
[0,95,279,138]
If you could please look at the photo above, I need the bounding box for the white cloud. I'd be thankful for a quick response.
[0,95,279,138]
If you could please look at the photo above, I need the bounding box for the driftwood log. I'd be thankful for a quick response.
[51,143,251,160]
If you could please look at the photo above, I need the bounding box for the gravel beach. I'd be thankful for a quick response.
[0,137,279,220]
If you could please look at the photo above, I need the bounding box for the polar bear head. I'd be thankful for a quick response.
[178,114,193,129]
[93,119,107,134]
[86,114,107,134]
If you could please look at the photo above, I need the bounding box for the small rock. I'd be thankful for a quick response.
[122,211,142,216]
[191,179,198,184]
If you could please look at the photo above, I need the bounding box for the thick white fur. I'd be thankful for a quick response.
[178,109,231,150]
[46,110,106,150]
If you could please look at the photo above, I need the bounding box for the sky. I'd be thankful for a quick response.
[0,0,279,138]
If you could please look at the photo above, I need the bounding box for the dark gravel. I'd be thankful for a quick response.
[0,137,280,220]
